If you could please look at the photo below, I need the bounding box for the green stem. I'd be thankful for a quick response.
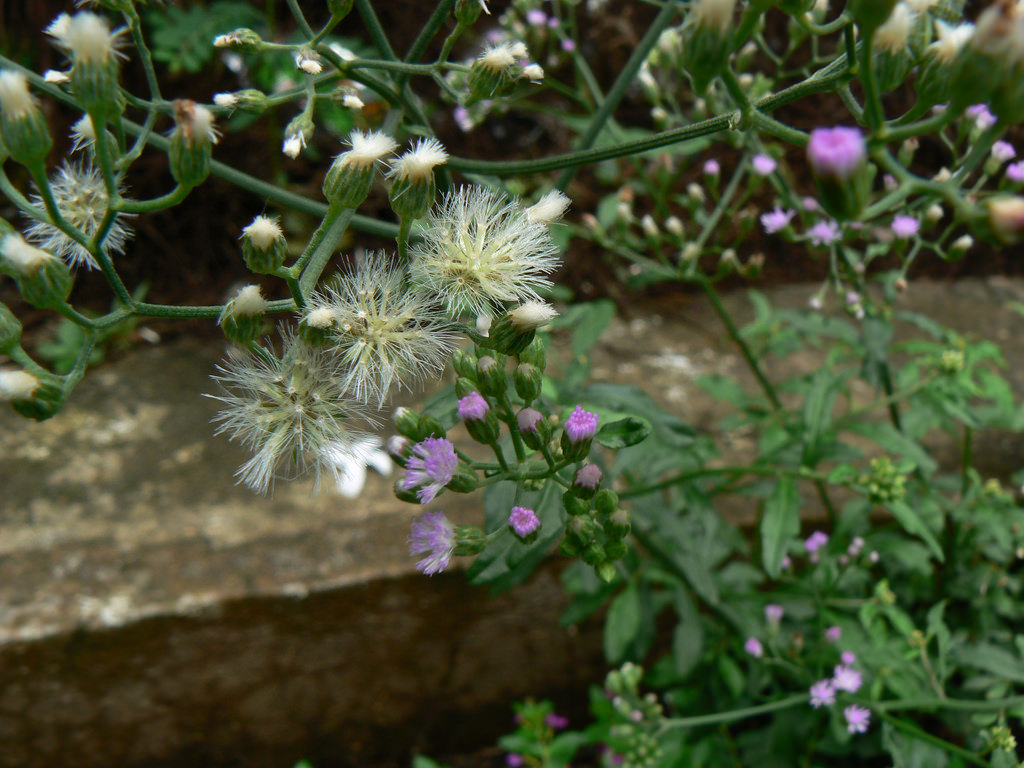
[299,207,353,295]
[285,0,316,38]
[116,183,191,213]
[554,0,679,189]
[62,328,99,395]
[875,712,984,767]
[858,32,884,131]
[133,299,297,319]
[658,695,810,734]
[404,0,455,69]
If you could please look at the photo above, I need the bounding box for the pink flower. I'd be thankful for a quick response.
[744,637,764,657]
[891,215,920,239]
[1007,160,1024,182]
[760,207,795,234]
[509,506,540,537]
[565,405,599,442]
[844,704,871,734]
[704,159,721,176]
[992,140,1016,163]
[807,220,841,246]
[807,126,866,180]
[765,604,784,624]
[805,530,830,553]
[841,650,856,665]
[833,664,863,693]
[752,154,777,176]
[402,437,458,503]
[809,679,836,708]
[574,463,603,489]
[457,391,490,421]
[824,626,842,643]
[409,511,456,575]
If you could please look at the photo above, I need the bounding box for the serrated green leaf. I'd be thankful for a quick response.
[888,501,944,561]
[604,584,642,664]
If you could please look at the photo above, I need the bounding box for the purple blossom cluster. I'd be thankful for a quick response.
[402,437,457,503]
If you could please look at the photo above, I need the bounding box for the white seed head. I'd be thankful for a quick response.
[874,3,916,52]
[341,94,365,110]
[479,42,518,71]
[641,214,659,238]
[338,129,398,168]
[65,12,121,65]
[0,370,39,401]
[230,285,268,316]
[687,182,706,203]
[409,185,562,317]
[304,306,337,329]
[45,13,73,47]
[971,0,1023,60]
[693,0,736,33]
[295,52,323,75]
[213,92,238,108]
[24,161,132,270]
[43,69,70,85]
[207,330,374,494]
[522,63,545,82]
[70,114,97,153]
[388,137,449,182]
[173,100,220,146]
[952,234,974,251]
[508,41,529,59]
[242,215,283,251]
[306,251,457,406]
[508,301,558,331]
[0,71,37,118]
[525,189,571,224]
[1,233,57,271]
[665,216,685,237]
[926,203,944,222]
[282,132,305,158]
[929,21,974,62]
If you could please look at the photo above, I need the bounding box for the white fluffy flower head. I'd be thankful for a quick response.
[0,71,37,118]
[874,3,916,52]
[409,185,561,317]
[242,215,283,252]
[172,100,220,146]
[305,251,457,406]
[337,130,398,168]
[1,233,58,271]
[229,284,268,317]
[479,42,519,71]
[207,330,373,494]
[282,131,306,158]
[63,12,124,65]
[509,301,558,331]
[929,21,975,62]
[0,370,39,401]
[24,161,133,270]
[526,189,570,224]
[70,114,97,153]
[388,138,449,182]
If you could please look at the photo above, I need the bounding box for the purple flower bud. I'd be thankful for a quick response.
[833,664,862,693]
[992,140,1016,163]
[890,215,920,239]
[765,604,784,624]
[574,463,603,489]
[805,530,829,553]
[565,405,599,443]
[841,650,856,665]
[704,159,721,176]
[744,636,764,657]
[506,754,525,767]
[825,625,842,643]
[457,391,490,421]
[752,154,777,176]
[844,704,871,734]
[809,679,836,708]
[517,407,543,433]
[509,505,540,537]
[402,437,458,503]
[545,713,569,729]
[1008,160,1024,182]
[526,8,547,25]
[807,126,866,180]
[760,206,795,234]
[807,219,841,246]
[408,510,456,575]
[561,38,576,52]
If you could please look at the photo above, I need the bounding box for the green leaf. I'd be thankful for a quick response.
[595,416,651,449]
[952,643,1024,684]
[882,722,950,768]
[604,584,642,664]
[761,478,801,578]
[888,501,945,562]
[671,592,704,679]
[801,369,839,466]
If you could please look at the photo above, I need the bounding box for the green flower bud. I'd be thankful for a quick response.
[453,524,488,556]
[464,412,501,445]
[560,537,583,557]
[454,0,485,26]
[328,0,355,18]
[0,71,52,167]
[3,369,64,421]
[562,490,590,516]
[447,470,479,494]
[604,538,628,561]
[418,414,447,439]
[217,285,268,344]
[681,0,737,93]
[387,137,448,221]
[323,130,398,208]
[169,100,218,188]
[212,28,263,53]
[454,377,477,399]
[604,508,632,539]
[0,234,71,309]
[452,348,479,381]
[488,301,558,356]
[393,406,423,440]
[394,479,421,504]
[594,489,619,517]
[848,0,898,32]
[65,12,123,115]
[518,336,546,369]
[595,561,618,583]
[0,302,21,352]
[215,89,268,114]
[467,41,524,103]
[240,215,287,274]
[513,362,542,403]
[476,355,508,397]
[582,542,606,566]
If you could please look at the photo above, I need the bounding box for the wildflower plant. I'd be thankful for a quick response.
[2,1,1024,767]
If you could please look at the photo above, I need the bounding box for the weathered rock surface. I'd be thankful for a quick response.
[2,278,1024,767]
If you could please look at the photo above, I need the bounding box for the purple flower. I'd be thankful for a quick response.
[561,38,576,52]
[809,679,836,708]
[807,220,841,246]
[805,530,829,553]
[402,437,458,503]
[565,405,599,442]
[454,106,472,132]
[526,8,547,25]
[992,140,1016,163]
[807,126,866,180]
[841,650,856,665]
[967,104,996,131]
[574,463,603,489]
[844,704,871,734]
[891,215,920,239]
[409,510,456,575]
[545,712,569,729]
[825,626,842,643]
[833,664,862,693]
[765,604,784,624]
[845,291,861,306]
[548,17,561,28]
[780,554,793,570]
[752,154,777,176]
[506,754,525,767]
[744,637,764,657]
[803,196,819,211]
[760,206,795,234]
[517,407,543,433]
[509,506,541,537]
[704,159,721,176]
[1007,160,1024,182]
[457,391,490,421]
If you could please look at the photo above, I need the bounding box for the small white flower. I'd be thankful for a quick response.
[64,12,123,65]
[479,42,518,71]
[336,129,398,168]
[693,0,736,32]
[341,93,365,110]
[24,161,133,270]
[0,370,39,400]
[522,63,545,82]
[508,41,529,59]
[242,215,283,251]
[172,100,220,146]
[70,114,97,153]
[388,137,449,182]
[641,214,659,238]
[0,70,37,118]
[929,21,974,62]
[295,51,323,75]
[229,285,268,316]
[306,250,458,406]
[213,34,232,48]
[1,233,57,271]
[328,43,357,61]
[525,189,570,224]
[325,435,393,498]
[304,306,337,329]
[509,301,557,330]
[409,185,561,317]
[45,13,72,47]
[213,92,238,108]
[282,131,305,158]
[43,69,70,85]
[874,3,916,53]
